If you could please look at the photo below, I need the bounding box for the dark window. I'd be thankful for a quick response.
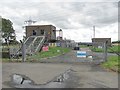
[41,29,44,35]
[33,30,36,35]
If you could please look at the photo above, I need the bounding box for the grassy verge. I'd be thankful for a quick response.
[2,44,21,62]
[2,58,22,62]
[108,45,120,53]
[90,45,120,53]
[79,45,89,48]
[0,58,2,62]
[26,47,71,61]
[90,47,103,52]
[101,55,120,72]
[2,46,71,62]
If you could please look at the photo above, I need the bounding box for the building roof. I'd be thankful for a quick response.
[26,24,56,27]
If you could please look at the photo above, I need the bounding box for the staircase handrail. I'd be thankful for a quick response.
[35,36,45,53]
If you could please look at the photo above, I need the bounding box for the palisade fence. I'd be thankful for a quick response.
[4,36,76,62]
[2,44,21,59]
[91,41,112,62]
[24,36,45,55]
[4,36,45,61]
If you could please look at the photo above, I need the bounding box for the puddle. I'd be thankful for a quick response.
[10,69,79,88]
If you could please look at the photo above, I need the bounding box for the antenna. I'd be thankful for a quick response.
[24,17,37,26]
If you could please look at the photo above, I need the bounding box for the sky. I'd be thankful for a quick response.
[0,0,119,42]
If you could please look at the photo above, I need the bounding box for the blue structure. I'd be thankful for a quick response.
[77,51,86,57]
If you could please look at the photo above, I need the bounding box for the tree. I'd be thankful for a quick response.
[2,18,17,44]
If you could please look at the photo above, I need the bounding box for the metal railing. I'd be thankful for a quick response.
[34,36,45,53]
[24,36,45,55]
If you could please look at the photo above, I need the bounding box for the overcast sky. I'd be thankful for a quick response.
[0,0,119,42]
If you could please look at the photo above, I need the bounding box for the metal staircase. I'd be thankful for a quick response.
[24,36,45,55]
[24,36,35,49]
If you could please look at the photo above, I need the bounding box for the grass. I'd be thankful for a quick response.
[2,58,10,62]
[108,45,120,53]
[26,47,71,61]
[2,44,20,48]
[0,58,2,62]
[2,44,20,52]
[79,45,89,48]
[90,47,103,52]
[2,58,23,62]
[101,56,120,72]
[90,45,120,53]
[2,47,71,62]
[2,44,71,62]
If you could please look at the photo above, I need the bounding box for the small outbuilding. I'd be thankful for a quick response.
[92,38,111,48]
[25,25,56,42]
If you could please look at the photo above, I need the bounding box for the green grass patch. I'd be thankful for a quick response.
[27,47,71,61]
[2,44,20,48]
[108,45,120,53]
[90,47,103,52]
[2,58,10,62]
[79,45,89,48]
[101,56,120,72]
[2,46,71,62]
[2,57,23,62]
[0,58,2,62]
[2,44,20,52]
[90,45,120,53]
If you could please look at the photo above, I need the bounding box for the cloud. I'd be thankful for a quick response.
[0,1,118,42]
[65,2,118,28]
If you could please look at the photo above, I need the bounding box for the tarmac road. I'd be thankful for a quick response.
[2,48,118,88]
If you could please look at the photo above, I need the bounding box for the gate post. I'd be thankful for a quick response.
[103,41,108,62]
[22,43,26,62]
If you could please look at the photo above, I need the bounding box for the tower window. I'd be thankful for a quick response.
[33,30,36,35]
[41,29,44,35]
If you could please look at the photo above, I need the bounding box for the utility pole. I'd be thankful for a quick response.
[93,26,95,38]
[93,26,96,49]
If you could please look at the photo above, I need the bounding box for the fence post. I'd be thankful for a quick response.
[103,41,108,62]
[22,43,26,62]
